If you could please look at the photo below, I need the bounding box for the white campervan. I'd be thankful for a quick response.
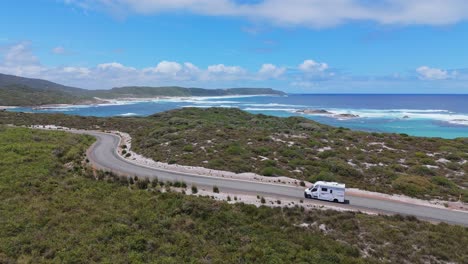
[304,181,345,203]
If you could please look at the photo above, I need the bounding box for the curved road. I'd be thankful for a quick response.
[78,131,468,226]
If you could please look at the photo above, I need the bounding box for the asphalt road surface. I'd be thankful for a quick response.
[78,130,468,226]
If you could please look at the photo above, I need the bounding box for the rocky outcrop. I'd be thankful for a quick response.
[297,109,332,114]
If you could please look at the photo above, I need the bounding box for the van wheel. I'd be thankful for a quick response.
[333,199,338,203]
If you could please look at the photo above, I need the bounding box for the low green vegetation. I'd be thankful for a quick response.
[1,107,467,202]
[2,126,467,262]
[91,86,285,98]
[0,84,89,106]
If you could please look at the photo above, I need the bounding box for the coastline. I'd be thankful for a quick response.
[4,94,468,138]
[18,94,282,110]
[0,106,19,110]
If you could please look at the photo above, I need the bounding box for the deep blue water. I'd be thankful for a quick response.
[9,94,468,139]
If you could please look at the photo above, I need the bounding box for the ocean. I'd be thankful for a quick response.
[9,94,468,139]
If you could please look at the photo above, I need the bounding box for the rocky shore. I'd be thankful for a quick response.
[296,109,360,119]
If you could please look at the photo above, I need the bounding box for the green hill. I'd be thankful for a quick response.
[0,73,286,106]
[91,86,285,98]
[0,73,93,106]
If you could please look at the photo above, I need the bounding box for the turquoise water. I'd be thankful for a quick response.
[10,94,468,139]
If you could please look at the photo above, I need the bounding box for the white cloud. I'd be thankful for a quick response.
[52,46,66,55]
[150,60,183,75]
[63,0,468,28]
[207,64,245,75]
[0,42,44,77]
[3,42,466,92]
[3,42,39,67]
[298,59,329,73]
[291,81,315,88]
[258,63,286,79]
[183,62,200,73]
[0,44,332,88]
[62,66,91,77]
[98,62,136,71]
[416,66,453,80]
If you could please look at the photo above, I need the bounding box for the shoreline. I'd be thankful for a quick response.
[0,106,19,110]
[10,94,282,110]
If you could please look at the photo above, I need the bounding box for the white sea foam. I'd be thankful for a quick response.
[448,120,468,126]
[119,113,139,116]
[183,105,238,108]
[243,103,309,108]
[244,107,299,112]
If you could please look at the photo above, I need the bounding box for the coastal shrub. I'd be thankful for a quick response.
[463,163,468,173]
[137,178,149,189]
[263,159,277,167]
[409,165,436,176]
[226,144,244,155]
[414,152,427,158]
[318,150,336,159]
[183,145,194,152]
[118,176,129,186]
[208,159,224,168]
[324,158,361,178]
[308,170,337,183]
[308,139,319,147]
[252,146,270,156]
[393,175,434,197]
[420,157,436,165]
[213,186,219,193]
[445,162,461,171]
[389,164,406,173]
[191,185,198,194]
[431,176,456,188]
[261,166,283,176]
[366,166,398,183]
[446,153,462,161]
[151,179,158,188]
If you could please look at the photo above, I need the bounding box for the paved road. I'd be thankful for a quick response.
[79,131,468,226]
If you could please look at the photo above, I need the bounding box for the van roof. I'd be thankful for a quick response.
[314,181,345,188]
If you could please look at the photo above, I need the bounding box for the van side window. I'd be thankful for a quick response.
[330,190,333,193]
[311,188,317,192]
[321,187,327,192]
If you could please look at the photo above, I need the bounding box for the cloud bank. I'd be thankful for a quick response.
[64,0,468,28]
[1,42,466,92]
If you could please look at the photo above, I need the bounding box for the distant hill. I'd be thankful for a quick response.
[0,73,92,106]
[0,73,286,106]
[92,86,286,98]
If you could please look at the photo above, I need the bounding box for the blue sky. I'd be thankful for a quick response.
[1,0,468,93]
